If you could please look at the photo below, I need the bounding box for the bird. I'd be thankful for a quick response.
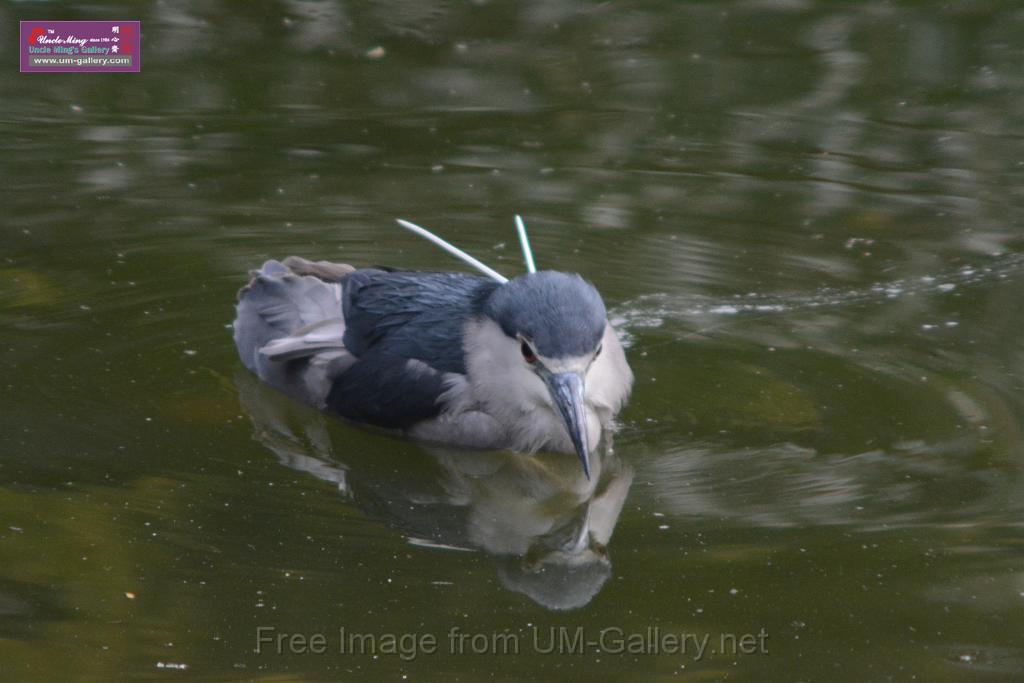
[232,217,633,478]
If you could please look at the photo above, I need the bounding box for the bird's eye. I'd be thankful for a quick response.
[520,341,537,364]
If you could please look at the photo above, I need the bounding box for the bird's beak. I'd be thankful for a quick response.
[543,371,591,479]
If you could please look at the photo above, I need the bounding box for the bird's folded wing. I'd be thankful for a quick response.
[326,352,456,430]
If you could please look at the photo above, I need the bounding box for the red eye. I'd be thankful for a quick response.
[520,341,537,364]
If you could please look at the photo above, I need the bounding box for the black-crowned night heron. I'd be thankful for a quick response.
[232,218,633,478]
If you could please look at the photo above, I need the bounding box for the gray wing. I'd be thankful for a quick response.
[326,269,498,429]
[233,259,355,407]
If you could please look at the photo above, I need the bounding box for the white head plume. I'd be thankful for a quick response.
[515,215,537,274]
[395,218,509,283]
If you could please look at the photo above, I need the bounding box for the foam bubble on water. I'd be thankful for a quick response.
[609,252,1024,341]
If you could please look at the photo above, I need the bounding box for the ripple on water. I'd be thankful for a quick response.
[611,250,1024,530]
[638,437,1008,530]
[611,250,1024,339]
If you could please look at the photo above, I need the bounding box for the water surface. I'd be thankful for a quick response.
[3,1,1024,680]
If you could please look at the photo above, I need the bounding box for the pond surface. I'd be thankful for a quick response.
[3,1,1024,680]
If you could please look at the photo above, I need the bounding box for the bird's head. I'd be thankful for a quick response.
[479,271,607,478]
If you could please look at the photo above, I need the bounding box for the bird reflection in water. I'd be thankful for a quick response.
[235,371,633,611]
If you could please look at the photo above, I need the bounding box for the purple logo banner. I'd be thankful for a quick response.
[20,21,140,73]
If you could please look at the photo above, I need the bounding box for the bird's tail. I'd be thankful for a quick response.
[233,257,356,406]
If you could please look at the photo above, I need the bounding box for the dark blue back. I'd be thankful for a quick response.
[327,269,498,428]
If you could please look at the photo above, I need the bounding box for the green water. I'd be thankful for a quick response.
[3,1,1024,680]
